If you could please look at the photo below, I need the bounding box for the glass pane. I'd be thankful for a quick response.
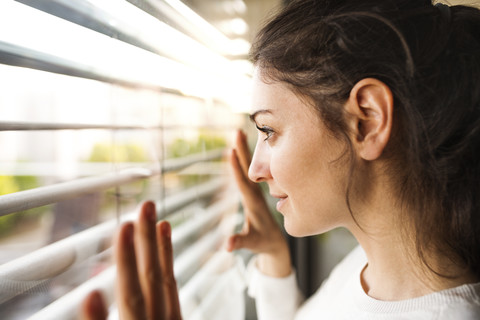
[0,59,243,318]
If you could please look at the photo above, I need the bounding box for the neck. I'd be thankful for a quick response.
[346,165,476,301]
[350,221,426,300]
[354,231,428,300]
[352,227,477,301]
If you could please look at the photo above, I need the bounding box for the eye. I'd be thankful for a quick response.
[255,124,275,141]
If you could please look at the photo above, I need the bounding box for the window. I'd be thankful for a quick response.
[0,1,251,319]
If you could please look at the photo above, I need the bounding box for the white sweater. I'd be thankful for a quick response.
[248,246,480,319]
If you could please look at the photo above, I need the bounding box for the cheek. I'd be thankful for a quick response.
[269,139,323,193]
[269,143,299,185]
[274,136,350,221]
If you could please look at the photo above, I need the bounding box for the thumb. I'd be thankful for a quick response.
[226,233,258,252]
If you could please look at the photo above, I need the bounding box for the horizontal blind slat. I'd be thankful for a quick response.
[172,198,238,249]
[0,168,154,217]
[26,266,116,320]
[0,121,236,131]
[174,211,239,285]
[162,149,224,173]
[27,214,242,320]
[0,149,225,217]
[0,121,158,131]
[0,1,246,318]
[17,0,232,68]
[0,179,228,303]
[0,40,181,94]
[0,2,248,102]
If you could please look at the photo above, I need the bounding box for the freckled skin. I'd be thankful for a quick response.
[249,71,352,237]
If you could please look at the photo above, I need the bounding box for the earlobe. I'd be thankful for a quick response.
[345,78,393,161]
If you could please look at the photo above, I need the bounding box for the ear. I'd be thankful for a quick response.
[344,78,393,161]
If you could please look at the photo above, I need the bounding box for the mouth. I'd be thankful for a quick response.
[271,194,288,212]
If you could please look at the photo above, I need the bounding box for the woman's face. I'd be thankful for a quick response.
[249,70,352,236]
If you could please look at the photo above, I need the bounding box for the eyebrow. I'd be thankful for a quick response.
[249,109,272,123]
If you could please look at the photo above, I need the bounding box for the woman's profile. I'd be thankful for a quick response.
[82,0,480,319]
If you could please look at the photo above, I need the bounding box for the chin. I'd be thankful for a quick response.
[283,221,315,237]
[283,218,334,238]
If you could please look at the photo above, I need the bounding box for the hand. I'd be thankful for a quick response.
[81,201,181,320]
[227,130,291,277]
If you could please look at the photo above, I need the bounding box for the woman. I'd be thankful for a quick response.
[82,0,480,318]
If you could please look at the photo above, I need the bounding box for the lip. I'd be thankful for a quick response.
[271,194,288,212]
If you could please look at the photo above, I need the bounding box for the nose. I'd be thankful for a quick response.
[248,141,272,183]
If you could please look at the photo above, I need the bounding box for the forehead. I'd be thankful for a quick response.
[250,69,317,122]
[251,69,291,112]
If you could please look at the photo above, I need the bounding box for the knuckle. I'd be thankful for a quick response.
[162,275,177,290]
[122,294,144,311]
[145,268,158,283]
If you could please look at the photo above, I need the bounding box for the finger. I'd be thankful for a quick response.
[80,290,108,320]
[234,130,251,175]
[231,149,271,222]
[230,150,266,224]
[157,221,182,320]
[230,148,264,201]
[135,201,163,319]
[116,223,147,320]
[229,148,254,195]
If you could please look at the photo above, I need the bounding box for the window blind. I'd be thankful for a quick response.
[0,1,250,319]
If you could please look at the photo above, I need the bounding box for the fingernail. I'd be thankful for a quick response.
[90,291,103,311]
[161,222,171,238]
[145,202,156,222]
[125,223,134,245]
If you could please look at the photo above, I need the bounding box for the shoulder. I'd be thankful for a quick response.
[294,245,365,319]
[329,245,366,277]
[317,244,366,294]
[440,304,480,320]
[307,245,365,297]
[436,282,480,320]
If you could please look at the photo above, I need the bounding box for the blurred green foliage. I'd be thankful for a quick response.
[88,143,148,162]
[0,175,42,237]
[87,143,150,210]
[167,132,227,158]
[167,132,227,189]
[0,134,227,237]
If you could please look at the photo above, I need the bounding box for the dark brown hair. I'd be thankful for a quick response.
[251,0,480,279]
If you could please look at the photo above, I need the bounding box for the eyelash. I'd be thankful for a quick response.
[255,124,275,141]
